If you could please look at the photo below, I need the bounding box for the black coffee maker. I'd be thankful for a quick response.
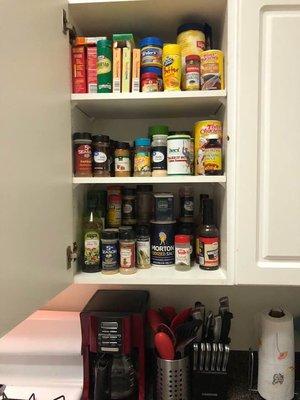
[80,290,149,400]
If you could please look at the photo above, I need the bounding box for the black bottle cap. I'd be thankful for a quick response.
[73,132,92,141]
[102,229,118,240]
[137,185,153,192]
[202,198,214,225]
[137,225,149,237]
[120,229,136,241]
[92,134,110,143]
[116,141,130,149]
[123,188,136,196]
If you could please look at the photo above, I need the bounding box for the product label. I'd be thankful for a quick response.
[204,147,222,172]
[152,146,167,170]
[175,246,190,266]
[150,223,175,265]
[163,54,181,90]
[141,46,162,67]
[167,139,191,175]
[142,80,159,92]
[84,231,100,266]
[134,151,151,173]
[186,71,200,90]
[115,156,130,172]
[180,196,194,217]
[137,239,151,268]
[200,52,223,90]
[122,199,136,221]
[75,144,92,174]
[93,151,108,163]
[101,243,118,271]
[120,246,135,269]
[107,202,122,227]
[98,55,112,74]
[198,236,219,268]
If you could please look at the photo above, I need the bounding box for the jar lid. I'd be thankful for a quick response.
[167,134,191,140]
[163,43,181,55]
[175,234,190,244]
[123,188,136,196]
[154,192,174,198]
[119,226,133,232]
[148,125,169,137]
[92,134,110,143]
[207,133,219,140]
[97,38,112,47]
[168,130,191,136]
[116,141,130,149]
[73,132,92,141]
[135,137,151,147]
[141,72,157,79]
[137,185,153,192]
[152,134,168,141]
[137,225,149,237]
[139,36,163,48]
[120,229,136,241]
[102,229,118,240]
[186,54,200,62]
[141,66,162,76]
[177,23,204,35]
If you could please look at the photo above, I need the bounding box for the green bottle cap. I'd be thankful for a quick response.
[148,125,169,137]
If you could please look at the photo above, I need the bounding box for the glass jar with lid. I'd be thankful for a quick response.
[114,142,131,177]
[101,229,119,275]
[134,138,151,177]
[122,188,137,226]
[73,132,92,177]
[92,134,110,177]
[151,134,168,176]
[119,229,137,275]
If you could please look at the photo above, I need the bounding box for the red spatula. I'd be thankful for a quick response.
[154,331,175,360]
[171,307,192,331]
[147,309,164,332]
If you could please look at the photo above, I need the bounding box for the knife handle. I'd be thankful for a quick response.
[193,342,199,371]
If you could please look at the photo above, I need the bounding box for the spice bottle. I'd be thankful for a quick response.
[204,133,222,175]
[198,198,219,270]
[195,194,209,264]
[137,185,153,224]
[107,193,122,228]
[92,134,110,177]
[185,55,200,90]
[119,229,137,274]
[101,229,119,275]
[122,188,137,226]
[134,138,151,177]
[151,134,168,176]
[73,132,92,177]
[162,44,181,91]
[177,221,194,260]
[179,186,194,220]
[141,72,159,92]
[97,39,112,93]
[115,142,131,177]
[175,234,191,271]
[136,225,151,269]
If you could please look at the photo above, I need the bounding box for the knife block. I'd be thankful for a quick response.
[192,370,228,399]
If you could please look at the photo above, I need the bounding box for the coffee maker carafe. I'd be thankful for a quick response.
[80,290,149,400]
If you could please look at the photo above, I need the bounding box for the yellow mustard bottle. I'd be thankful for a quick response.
[162,44,181,91]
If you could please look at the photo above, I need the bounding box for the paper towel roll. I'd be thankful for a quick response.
[258,308,294,400]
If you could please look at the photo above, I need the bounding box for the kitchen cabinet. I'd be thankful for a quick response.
[235,0,300,284]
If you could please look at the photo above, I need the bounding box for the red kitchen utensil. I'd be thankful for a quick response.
[160,306,177,323]
[147,309,164,332]
[154,331,175,360]
[171,307,192,331]
[157,323,176,346]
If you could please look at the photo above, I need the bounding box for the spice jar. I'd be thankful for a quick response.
[185,55,200,90]
[92,134,110,177]
[148,125,169,139]
[141,67,163,91]
[73,132,92,177]
[136,225,151,269]
[119,229,136,274]
[115,142,131,177]
[179,186,194,219]
[134,138,151,177]
[203,133,222,175]
[175,234,191,271]
[122,188,137,226]
[107,193,122,228]
[151,134,168,176]
[101,229,119,275]
[141,72,158,92]
[137,185,153,224]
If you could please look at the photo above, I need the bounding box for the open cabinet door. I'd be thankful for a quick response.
[0,0,73,335]
[236,0,300,285]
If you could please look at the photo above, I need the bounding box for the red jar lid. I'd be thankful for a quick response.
[186,54,200,62]
[141,72,157,79]
[109,194,121,201]
[175,234,190,244]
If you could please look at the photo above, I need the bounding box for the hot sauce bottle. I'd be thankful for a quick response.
[198,198,220,270]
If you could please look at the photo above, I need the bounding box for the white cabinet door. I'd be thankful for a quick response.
[0,0,73,334]
[236,0,300,284]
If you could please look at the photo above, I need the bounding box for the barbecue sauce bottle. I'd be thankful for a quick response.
[198,198,219,270]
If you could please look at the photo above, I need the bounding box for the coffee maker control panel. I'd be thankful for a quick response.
[98,319,122,353]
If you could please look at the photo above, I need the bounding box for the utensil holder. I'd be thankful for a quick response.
[156,356,191,400]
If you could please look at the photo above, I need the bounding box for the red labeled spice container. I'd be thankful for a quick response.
[141,72,159,92]
[185,55,200,90]
[73,132,92,177]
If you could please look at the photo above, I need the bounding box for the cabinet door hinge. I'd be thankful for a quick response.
[66,242,78,270]
[62,9,76,44]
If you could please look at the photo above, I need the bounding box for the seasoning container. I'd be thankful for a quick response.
[139,37,163,68]
[141,72,159,92]
[141,67,163,91]
[137,185,153,224]
[119,229,137,274]
[167,134,191,175]
[134,138,151,177]
[107,185,122,196]
[97,39,112,93]
[194,120,222,175]
[175,235,191,271]
[92,134,110,177]
[148,125,169,138]
[198,198,219,270]
[185,55,200,90]
[200,50,224,90]
[153,193,174,221]
[73,132,92,177]
[107,193,122,228]
[136,225,151,269]
[190,137,195,174]
[115,142,131,177]
[179,186,194,219]
[101,229,119,274]
[122,188,137,226]
[204,133,222,175]
[162,44,181,91]
[177,221,194,260]
[151,134,168,176]
[150,220,176,266]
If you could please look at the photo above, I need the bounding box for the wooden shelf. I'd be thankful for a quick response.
[74,263,227,285]
[73,175,226,186]
[71,90,226,119]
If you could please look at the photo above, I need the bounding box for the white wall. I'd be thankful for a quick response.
[43,284,300,350]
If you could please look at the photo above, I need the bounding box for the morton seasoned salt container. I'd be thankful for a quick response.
[167,134,191,175]
[194,120,222,175]
[150,220,176,266]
